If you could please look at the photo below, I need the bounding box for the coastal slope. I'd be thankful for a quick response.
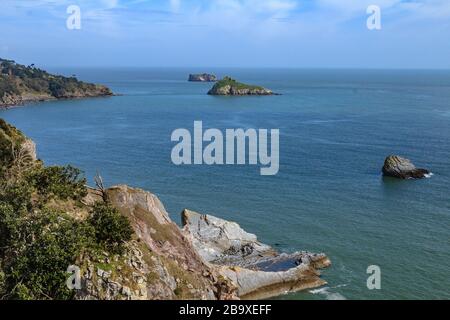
[0,58,112,108]
[0,119,329,300]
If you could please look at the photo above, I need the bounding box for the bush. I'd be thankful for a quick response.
[0,202,19,255]
[0,119,25,167]
[28,165,87,201]
[88,202,133,254]
[0,182,32,213]
[1,209,96,300]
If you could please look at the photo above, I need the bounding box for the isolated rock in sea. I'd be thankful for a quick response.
[188,73,217,82]
[182,209,330,299]
[207,76,275,96]
[382,155,431,179]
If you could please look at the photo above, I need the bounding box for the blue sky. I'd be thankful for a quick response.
[1,0,449,68]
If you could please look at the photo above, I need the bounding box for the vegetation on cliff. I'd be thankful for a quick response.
[0,119,327,301]
[0,58,113,107]
[0,119,235,300]
[0,120,132,299]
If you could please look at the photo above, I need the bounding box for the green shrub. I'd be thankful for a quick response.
[28,165,88,201]
[0,202,18,255]
[88,202,133,254]
[0,182,32,213]
[2,209,96,300]
[0,119,25,167]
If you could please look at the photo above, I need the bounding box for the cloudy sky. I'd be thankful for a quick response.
[1,0,449,68]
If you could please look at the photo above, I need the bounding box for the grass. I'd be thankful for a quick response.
[214,76,265,90]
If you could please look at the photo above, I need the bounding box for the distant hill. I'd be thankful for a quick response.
[0,58,113,108]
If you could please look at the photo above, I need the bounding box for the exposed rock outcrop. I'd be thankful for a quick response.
[182,209,330,300]
[208,77,275,96]
[189,73,217,82]
[382,155,431,179]
[1,118,329,300]
[77,191,330,300]
[77,186,238,300]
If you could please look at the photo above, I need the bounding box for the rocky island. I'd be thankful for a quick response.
[0,119,330,300]
[382,155,431,179]
[0,58,113,108]
[188,73,217,82]
[208,76,275,96]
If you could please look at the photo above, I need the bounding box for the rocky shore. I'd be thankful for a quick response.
[208,77,275,96]
[0,58,113,108]
[182,209,331,299]
[1,120,330,300]
[76,188,330,300]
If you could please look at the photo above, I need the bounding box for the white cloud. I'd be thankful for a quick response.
[170,0,181,12]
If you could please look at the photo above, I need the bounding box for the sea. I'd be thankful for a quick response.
[1,68,449,300]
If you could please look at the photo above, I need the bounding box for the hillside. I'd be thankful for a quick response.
[0,58,112,108]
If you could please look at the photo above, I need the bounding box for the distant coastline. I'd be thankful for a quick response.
[0,58,113,109]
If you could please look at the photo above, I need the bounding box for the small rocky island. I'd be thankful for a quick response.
[188,73,217,82]
[0,58,113,108]
[382,155,431,179]
[208,76,275,96]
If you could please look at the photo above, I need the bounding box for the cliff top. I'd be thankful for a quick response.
[214,76,265,91]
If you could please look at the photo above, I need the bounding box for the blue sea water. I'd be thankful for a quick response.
[1,68,449,300]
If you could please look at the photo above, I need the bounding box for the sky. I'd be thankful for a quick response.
[0,0,449,68]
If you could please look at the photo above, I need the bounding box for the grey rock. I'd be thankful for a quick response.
[382,155,431,179]
[182,209,331,299]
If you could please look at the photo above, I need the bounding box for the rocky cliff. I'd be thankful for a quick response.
[182,209,330,300]
[76,186,237,300]
[208,77,275,96]
[0,58,113,108]
[0,119,329,300]
[75,189,331,300]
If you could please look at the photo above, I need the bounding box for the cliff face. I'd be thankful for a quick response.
[75,186,237,300]
[0,119,329,300]
[0,58,113,108]
[76,190,330,300]
[208,77,274,96]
